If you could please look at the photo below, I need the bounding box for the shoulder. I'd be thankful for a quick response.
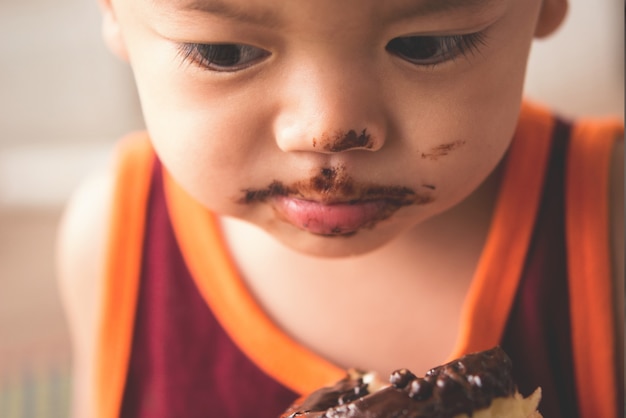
[57,162,115,315]
[57,132,153,296]
[56,132,154,417]
[57,133,153,310]
[56,159,116,418]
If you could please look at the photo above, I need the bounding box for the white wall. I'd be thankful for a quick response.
[525,0,624,118]
[0,0,143,146]
[0,0,623,208]
[0,0,143,208]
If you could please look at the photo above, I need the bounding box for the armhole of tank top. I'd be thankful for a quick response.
[565,117,623,418]
[96,132,155,418]
[450,100,556,358]
[162,170,346,396]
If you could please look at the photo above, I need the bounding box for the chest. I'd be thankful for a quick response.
[234,231,485,378]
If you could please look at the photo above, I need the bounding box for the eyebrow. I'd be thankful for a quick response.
[386,0,499,21]
[159,0,283,27]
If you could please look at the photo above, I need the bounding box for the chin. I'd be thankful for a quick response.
[270,221,401,259]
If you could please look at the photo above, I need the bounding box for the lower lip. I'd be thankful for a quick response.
[273,196,397,236]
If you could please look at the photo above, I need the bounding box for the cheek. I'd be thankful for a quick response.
[394,22,533,200]
[439,105,518,203]
[391,89,519,213]
[132,66,275,211]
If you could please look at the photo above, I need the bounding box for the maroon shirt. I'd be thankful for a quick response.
[116,116,619,417]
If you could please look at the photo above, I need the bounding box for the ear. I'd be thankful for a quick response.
[534,0,568,38]
[98,0,129,60]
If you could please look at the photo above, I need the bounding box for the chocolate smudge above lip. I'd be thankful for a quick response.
[237,166,434,206]
[421,140,466,160]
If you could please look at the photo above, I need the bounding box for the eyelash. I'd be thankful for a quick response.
[385,32,488,67]
[176,31,488,72]
[176,43,270,72]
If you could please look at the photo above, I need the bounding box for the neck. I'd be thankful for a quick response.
[217,163,503,375]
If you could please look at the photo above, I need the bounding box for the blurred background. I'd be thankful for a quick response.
[0,0,623,417]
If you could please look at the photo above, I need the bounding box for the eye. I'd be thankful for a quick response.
[177,43,270,72]
[386,32,486,66]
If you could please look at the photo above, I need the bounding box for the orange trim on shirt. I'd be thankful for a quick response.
[97,132,154,418]
[450,100,555,358]
[565,117,623,418]
[163,172,346,396]
[96,104,623,415]
[164,100,556,394]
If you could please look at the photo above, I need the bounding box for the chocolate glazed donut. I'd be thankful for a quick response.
[281,347,543,418]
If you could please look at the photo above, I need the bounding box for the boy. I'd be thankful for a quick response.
[57,0,624,417]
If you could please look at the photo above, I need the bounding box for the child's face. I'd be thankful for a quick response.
[107,0,553,256]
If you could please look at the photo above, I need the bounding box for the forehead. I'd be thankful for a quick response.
[148,0,502,26]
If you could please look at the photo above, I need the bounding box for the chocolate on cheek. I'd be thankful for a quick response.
[421,140,467,161]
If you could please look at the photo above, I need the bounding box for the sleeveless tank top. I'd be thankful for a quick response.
[95,101,623,418]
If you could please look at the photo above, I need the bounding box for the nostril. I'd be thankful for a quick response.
[313,128,376,152]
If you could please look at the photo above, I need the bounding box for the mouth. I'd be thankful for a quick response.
[272,196,412,236]
[237,167,434,236]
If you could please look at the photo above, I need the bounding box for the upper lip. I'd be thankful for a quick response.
[237,164,433,206]
[238,180,432,206]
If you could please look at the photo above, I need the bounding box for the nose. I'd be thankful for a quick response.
[273,62,388,154]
